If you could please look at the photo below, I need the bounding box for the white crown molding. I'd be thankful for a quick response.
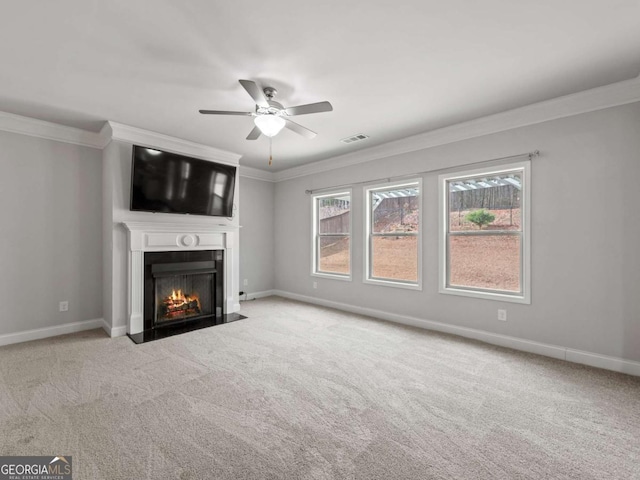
[0,111,104,148]
[99,121,241,165]
[2,74,639,176]
[238,165,276,182]
[274,75,640,182]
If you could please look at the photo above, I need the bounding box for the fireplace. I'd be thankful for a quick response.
[123,222,244,342]
[144,250,224,331]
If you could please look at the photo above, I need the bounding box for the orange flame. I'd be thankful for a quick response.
[160,288,201,319]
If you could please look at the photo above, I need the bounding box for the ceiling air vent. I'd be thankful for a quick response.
[341,133,369,144]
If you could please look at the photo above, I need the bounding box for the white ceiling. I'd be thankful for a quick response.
[1,1,639,171]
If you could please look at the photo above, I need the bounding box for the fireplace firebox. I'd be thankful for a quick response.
[144,250,224,331]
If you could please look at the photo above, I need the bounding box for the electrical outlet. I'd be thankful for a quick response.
[497,309,507,321]
[313,282,318,289]
[243,279,248,286]
[59,301,69,312]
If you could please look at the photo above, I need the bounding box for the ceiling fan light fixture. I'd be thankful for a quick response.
[254,115,285,137]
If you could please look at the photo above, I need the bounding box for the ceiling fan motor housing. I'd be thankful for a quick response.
[260,87,285,115]
[263,87,277,99]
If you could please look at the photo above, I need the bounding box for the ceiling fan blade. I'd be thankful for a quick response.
[284,118,317,139]
[246,125,261,140]
[199,110,253,116]
[285,101,333,116]
[239,79,270,108]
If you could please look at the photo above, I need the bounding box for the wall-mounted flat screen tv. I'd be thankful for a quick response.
[130,145,236,217]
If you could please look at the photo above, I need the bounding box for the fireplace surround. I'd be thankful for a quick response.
[123,222,240,338]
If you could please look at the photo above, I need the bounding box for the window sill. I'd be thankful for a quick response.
[364,277,422,291]
[312,272,352,282]
[439,286,530,304]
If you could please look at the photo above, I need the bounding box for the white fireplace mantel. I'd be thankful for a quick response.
[122,221,239,334]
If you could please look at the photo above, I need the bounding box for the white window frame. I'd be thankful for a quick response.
[311,190,352,281]
[364,179,422,290]
[438,161,531,304]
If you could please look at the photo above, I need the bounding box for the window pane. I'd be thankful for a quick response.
[318,195,350,234]
[371,236,418,282]
[449,235,520,292]
[448,173,521,232]
[372,188,419,234]
[318,236,350,274]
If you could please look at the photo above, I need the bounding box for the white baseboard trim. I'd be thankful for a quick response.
[241,290,277,301]
[0,318,105,347]
[102,319,127,338]
[272,290,640,377]
[565,349,640,377]
[112,326,127,337]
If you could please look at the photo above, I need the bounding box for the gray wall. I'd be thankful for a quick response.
[239,176,275,295]
[0,130,102,335]
[274,102,640,362]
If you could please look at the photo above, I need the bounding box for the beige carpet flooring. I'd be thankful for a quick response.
[1,296,639,479]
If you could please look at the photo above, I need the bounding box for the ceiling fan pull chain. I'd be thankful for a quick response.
[269,136,273,166]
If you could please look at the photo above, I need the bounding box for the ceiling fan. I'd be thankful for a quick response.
[199,79,333,140]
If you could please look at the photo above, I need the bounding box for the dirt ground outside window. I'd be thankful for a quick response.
[318,208,521,290]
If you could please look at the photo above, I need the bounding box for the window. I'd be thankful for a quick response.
[439,161,530,303]
[365,180,421,289]
[312,191,351,279]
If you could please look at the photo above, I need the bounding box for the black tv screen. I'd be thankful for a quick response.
[130,146,236,217]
